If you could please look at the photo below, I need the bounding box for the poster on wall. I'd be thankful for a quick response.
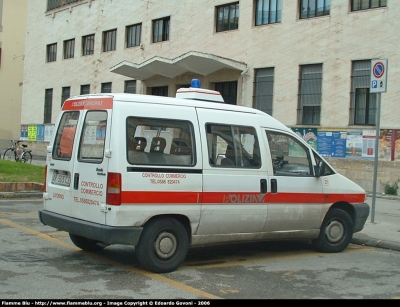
[36,125,45,142]
[317,130,347,158]
[44,125,55,142]
[20,125,28,141]
[395,130,400,161]
[379,129,394,161]
[346,129,363,158]
[27,125,37,141]
[362,129,376,159]
[291,128,318,150]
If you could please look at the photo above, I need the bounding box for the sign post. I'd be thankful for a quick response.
[370,59,388,223]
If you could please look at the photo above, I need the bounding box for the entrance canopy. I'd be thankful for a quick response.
[110,51,247,80]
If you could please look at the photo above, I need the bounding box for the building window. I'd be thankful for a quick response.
[80,84,90,95]
[126,23,142,48]
[255,0,282,26]
[300,0,330,19]
[297,64,322,125]
[47,0,80,11]
[151,86,168,96]
[46,43,57,62]
[44,88,53,124]
[350,60,376,125]
[61,86,70,106]
[101,82,112,93]
[153,17,170,43]
[253,68,274,115]
[82,34,95,56]
[216,2,239,32]
[124,80,136,93]
[215,81,237,105]
[63,39,75,59]
[102,29,117,52]
[351,0,387,11]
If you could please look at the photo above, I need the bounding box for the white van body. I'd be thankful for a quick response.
[39,84,369,273]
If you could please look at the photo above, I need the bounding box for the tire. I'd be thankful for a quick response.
[69,233,105,252]
[135,217,189,273]
[3,148,15,161]
[22,151,32,164]
[312,208,353,253]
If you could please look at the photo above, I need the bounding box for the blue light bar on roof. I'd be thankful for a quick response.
[191,79,201,88]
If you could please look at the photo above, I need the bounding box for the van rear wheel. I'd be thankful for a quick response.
[69,233,105,252]
[135,217,189,273]
[312,208,353,253]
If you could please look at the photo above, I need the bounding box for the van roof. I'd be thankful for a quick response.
[66,93,292,133]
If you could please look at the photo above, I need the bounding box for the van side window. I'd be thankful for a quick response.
[266,131,312,176]
[126,117,195,166]
[78,111,108,163]
[207,124,261,168]
[53,111,80,160]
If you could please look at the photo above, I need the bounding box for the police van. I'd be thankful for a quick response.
[39,80,369,273]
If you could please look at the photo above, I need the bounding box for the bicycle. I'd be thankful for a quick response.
[2,140,33,164]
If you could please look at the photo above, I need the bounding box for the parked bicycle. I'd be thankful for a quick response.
[2,140,33,163]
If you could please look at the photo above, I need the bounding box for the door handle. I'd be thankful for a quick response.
[74,173,79,190]
[271,179,277,193]
[260,179,267,194]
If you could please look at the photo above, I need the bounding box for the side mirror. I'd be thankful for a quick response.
[314,161,325,177]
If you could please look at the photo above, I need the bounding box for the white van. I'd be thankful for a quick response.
[39,80,370,273]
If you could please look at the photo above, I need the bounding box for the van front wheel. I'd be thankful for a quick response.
[312,208,353,253]
[69,233,105,252]
[135,217,189,273]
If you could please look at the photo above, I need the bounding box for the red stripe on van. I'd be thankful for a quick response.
[62,97,113,110]
[120,191,365,205]
[121,191,201,204]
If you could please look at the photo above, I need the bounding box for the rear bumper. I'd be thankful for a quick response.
[38,210,143,246]
[352,203,370,233]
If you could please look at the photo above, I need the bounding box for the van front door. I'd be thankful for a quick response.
[262,129,324,232]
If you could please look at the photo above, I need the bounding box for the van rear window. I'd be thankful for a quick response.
[53,112,80,160]
[126,117,195,166]
[78,111,108,163]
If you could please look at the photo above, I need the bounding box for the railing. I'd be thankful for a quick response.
[47,0,81,11]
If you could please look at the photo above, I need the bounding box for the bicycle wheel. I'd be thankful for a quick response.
[3,148,16,161]
[21,151,32,164]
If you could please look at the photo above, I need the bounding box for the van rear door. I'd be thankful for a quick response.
[45,96,112,225]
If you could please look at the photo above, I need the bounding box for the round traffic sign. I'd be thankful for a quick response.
[373,62,385,78]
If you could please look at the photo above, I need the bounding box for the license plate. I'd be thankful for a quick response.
[51,171,71,187]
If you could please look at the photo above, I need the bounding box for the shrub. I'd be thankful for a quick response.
[382,179,399,195]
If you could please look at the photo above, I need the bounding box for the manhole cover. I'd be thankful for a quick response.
[0,252,48,262]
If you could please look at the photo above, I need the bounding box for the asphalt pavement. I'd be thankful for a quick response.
[1,158,400,254]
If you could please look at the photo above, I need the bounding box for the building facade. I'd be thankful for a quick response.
[20,0,400,191]
[0,0,28,148]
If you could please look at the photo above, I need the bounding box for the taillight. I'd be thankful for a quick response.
[44,165,47,192]
[106,172,121,205]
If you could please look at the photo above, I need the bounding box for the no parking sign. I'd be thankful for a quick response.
[370,59,388,93]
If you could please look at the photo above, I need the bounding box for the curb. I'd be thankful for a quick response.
[0,191,43,199]
[352,234,400,252]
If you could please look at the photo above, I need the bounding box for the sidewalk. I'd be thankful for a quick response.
[2,158,400,253]
[352,194,400,252]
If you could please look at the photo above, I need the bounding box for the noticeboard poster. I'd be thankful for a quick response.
[379,129,394,160]
[317,130,347,158]
[44,125,55,142]
[362,129,376,159]
[20,125,28,141]
[27,125,37,141]
[395,131,400,161]
[291,128,318,150]
[346,130,363,158]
